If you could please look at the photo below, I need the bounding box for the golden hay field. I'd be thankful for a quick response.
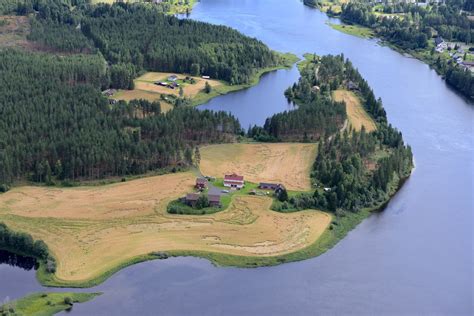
[332,90,377,132]
[113,72,223,111]
[0,172,330,283]
[200,143,317,191]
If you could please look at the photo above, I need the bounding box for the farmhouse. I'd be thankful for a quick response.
[184,193,200,206]
[195,177,208,190]
[183,192,221,207]
[224,173,244,189]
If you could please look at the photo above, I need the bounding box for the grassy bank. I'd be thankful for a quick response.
[191,52,299,106]
[0,292,100,316]
[327,22,374,38]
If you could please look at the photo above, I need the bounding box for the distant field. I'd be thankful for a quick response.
[0,173,329,284]
[332,89,377,132]
[112,72,223,111]
[200,143,317,191]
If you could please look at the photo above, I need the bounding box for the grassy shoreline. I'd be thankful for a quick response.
[0,292,100,316]
[1,168,410,289]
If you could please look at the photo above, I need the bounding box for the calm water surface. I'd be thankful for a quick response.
[1,0,473,314]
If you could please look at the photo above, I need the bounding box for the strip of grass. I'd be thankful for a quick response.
[0,292,100,316]
[191,52,299,106]
[327,22,374,38]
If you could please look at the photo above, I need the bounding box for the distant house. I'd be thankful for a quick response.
[259,182,285,191]
[346,81,359,91]
[224,173,244,189]
[184,192,221,207]
[201,75,210,79]
[434,36,444,46]
[101,89,116,97]
[168,75,178,82]
[195,177,208,190]
[208,194,221,207]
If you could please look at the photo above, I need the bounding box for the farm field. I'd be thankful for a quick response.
[0,172,330,284]
[112,72,223,111]
[199,143,317,191]
[332,89,377,132]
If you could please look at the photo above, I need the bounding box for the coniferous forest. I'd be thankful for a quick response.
[0,0,286,190]
[269,55,413,214]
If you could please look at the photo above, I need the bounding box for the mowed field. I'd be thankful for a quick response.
[332,90,377,132]
[113,72,223,111]
[200,143,317,191]
[0,172,330,283]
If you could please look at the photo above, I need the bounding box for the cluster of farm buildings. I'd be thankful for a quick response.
[434,37,474,72]
[182,173,285,208]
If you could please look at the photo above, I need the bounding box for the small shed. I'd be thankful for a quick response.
[195,177,208,190]
[168,75,178,82]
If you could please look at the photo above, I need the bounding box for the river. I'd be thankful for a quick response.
[1,0,473,314]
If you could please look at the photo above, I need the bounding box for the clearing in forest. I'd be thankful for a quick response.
[112,72,223,111]
[199,143,317,191]
[0,16,30,49]
[0,173,330,284]
[332,89,377,132]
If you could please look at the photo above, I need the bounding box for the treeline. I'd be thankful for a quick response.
[248,54,387,142]
[0,49,241,189]
[341,1,473,49]
[20,1,280,85]
[271,54,413,214]
[0,222,56,273]
[248,55,349,141]
[80,4,279,84]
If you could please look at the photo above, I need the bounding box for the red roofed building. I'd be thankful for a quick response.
[224,173,244,189]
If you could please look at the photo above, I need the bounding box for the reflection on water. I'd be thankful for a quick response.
[0,250,38,271]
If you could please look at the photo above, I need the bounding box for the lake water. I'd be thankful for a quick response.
[1,0,473,314]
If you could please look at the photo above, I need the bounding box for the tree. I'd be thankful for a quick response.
[179,86,184,98]
[195,195,209,209]
[194,147,201,166]
[204,81,212,94]
[184,147,193,165]
[278,188,288,202]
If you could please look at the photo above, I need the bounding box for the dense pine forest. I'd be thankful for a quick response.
[0,48,241,190]
[0,0,288,190]
[338,0,473,100]
[270,54,413,214]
